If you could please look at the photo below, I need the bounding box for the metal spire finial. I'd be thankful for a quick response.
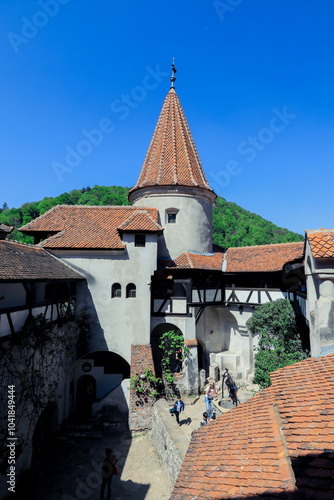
[170,58,177,89]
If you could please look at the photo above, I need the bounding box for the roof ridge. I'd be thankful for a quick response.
[0,238,42,249]
[44,249,85,277]
[306,228,334,233]
[177,95,207,187]
[184,251,194,268]
[38,230,66,246]
[227,241,304,251]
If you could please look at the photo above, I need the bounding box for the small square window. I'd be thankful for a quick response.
[168,213,177,224]
[135,234,146,247]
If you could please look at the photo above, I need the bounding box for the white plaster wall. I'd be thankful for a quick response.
[150,314,196,341]
[50,234,158,365]
[196,305,253,372]
[73,358,123,400]
[304,239,334,357]
[130,186,215,259]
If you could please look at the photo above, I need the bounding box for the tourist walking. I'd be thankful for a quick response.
[205,378,217,421]
[172,395,185,425]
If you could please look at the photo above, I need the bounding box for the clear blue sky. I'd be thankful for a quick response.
[1,1,333,235]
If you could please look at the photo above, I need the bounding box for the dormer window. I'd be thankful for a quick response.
[135,234,146,247]
[166,209,178,224]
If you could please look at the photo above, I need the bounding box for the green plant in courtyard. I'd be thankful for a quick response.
[159,330,189,397]
[248,299,309,390]
[129,368,162,402]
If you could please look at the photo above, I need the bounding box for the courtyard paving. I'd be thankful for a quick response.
[14,385,254,500]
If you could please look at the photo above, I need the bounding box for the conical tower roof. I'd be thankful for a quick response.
[129,87,215,198]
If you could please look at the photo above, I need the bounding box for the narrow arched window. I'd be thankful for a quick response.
[126,283,136,298]
[111,283,122,298]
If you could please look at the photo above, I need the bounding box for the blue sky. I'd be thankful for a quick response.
[1,1,333,235]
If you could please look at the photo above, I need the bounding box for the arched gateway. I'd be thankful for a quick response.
[150,323,183,378]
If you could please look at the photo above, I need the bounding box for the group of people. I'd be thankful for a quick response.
[202,376,238,423]
[170,376,239,428]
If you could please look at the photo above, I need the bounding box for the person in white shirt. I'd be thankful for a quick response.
[205,378,217,421]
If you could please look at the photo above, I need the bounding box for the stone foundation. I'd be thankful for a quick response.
[129,344,156,431]
[151,399,189,486]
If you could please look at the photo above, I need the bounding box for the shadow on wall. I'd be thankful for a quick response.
[72,351,131,423]
[13,381,152,500]
[76,283,109,355]
[197,308,238,374]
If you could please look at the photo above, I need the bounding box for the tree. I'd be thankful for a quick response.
[248,299,309,390]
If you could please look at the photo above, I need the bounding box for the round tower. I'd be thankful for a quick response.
[128,62,216,260]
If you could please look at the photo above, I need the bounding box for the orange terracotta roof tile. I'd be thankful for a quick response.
[185,339,198,347]
[225,241,304,273]
[0,224,13,234]
[0,239,84,281]
[18,205,160,250]
[306,229,334,258]
[171,353,334,499]
[117,210,163,233]
[172,251,224,271]
[129,89,215,197]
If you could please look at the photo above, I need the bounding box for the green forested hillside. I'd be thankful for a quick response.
[212,197,303,248]
[0,185,303,247]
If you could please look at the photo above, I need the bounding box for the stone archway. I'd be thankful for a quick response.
[72,351,131,422]
[150,323,183,378]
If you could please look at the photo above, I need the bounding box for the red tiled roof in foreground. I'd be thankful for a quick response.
[19,205,162,250]
[0,239,84,281]
[129,88,215,197]
[306,229,334,258]
[225,241,304,273]
[171,353,334,500]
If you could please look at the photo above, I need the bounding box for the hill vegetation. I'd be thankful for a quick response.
[0,185,303,247]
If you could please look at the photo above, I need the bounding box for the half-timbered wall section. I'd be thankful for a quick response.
[0,239,84,337]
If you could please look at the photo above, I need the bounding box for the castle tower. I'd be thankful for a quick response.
[128,62,216,259]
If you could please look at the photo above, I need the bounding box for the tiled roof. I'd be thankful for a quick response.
[225,242,304,273]
[185,339,198,347]
[173,251,224,271]
[306,229,334,258]
[117,211,163,233]
[129,89,215,197]
[153,259,176,279]
[171,353,334,500]
[0,240,84,281]
[0,224,13,234]
[167,242,304,274]
[19,205,160,250]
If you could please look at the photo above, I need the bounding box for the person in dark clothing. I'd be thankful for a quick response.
[200,411,209,427]
[100,447,117,500]
[175,348,183,373]
[173,395,185,425]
